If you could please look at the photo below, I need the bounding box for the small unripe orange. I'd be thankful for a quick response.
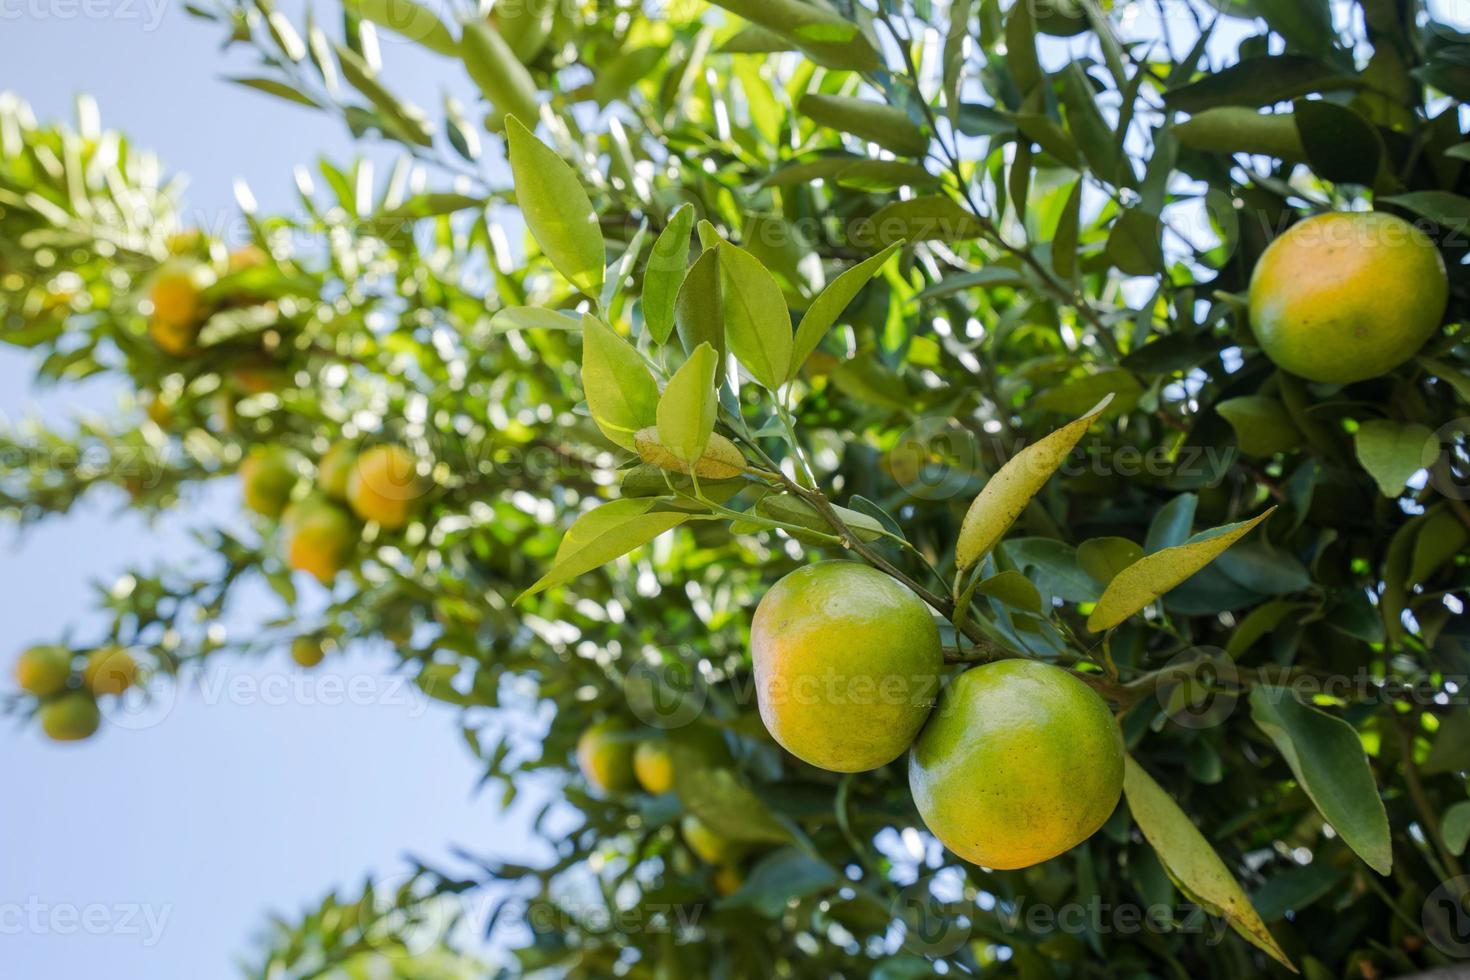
[14,646,72,697]
[82,648,138,696]
[346,444,424,529]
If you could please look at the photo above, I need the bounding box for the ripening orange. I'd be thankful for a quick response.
[346,444,424,529]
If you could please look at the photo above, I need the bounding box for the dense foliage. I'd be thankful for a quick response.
[5,0,1470,976]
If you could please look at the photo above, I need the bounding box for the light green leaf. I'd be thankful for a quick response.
[1444,801,1470,856]
[719,848,839,916]
[1077,536,1144,587]
[797,93,929,157]
[706,0,880,71]
[789,241,901,380]
[1354,419,1433,497]
[346,0,456,55]
[1419,356,1470,405]
[227,77,322,108]
[581,315,658,450]
[1173,107,1306,160]
[657,343,718,464]
[1124,756,1297,971]
[335,45,434,146]
[1249,686,1393,875]
[519,499,687,601]
[718,242,791,390]
[974,570,1042,613]
[856,196,983,247]
[1216,395,1301,457]
[460,21,540,128]
[644,204,696,344]
[956,395,1114,569]
[505,116,604,295]
[1088,509,1275,631]
[489,307,582,333]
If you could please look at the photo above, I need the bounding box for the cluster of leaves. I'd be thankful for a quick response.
[4,0,1470,976]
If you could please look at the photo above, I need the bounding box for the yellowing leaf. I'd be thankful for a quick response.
[1124,756,1296,972]
[519,500,687,602]
[718,242,792,390]
[955,395,1113,570]
[506,116,604,295]
[1087,509,1275,631]
[656,343,718,464]
[582,315,658,450]
[789,241,901,380]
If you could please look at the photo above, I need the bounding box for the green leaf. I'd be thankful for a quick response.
[974,570,1042,613]
[488,307,582,333]
[916,267,1026,301]
[1004,538,1099,603]
[581,315,658,450]
[1077,537,1144,587]
[644,204,696,344]
[518,500,688,601]
[1106,209,1164,276]
[1353,419,1433,497]
[1380,191,1470,231]
[855,196,983,247]
[1293,99,1382,186]
[1419,356,1470,405]
[1253,0,1334,57]
[1060,63,1128,186]
[1215,542,1312,595]
[1053,179,1084,279]
[1424,712,1470,775]
[797,93,929,157]
[831,160,939,192]
[460,21,541,129]
[227,77,322,108]
[705,0,880,71]
[1248,686,1392,875]
[956,395,1114,569]
[1088,509,1275,631]
[334,45,434,146]
[1031,369,1142,416]
[789,242,901,380]
[1124,756,1296,971]
[717,242,791,390]
[1164,55,1353,113]
[1215,395,1301,457]
[720,848,839,916]
[505,116,604,295]
[1173,107,1305,161]
[1443,801,1470,857]
[657,343,718,464]
[676,246,725,362]
[1147,493,1197,552]
[346,0,456,56]
[1004,0,1042,95]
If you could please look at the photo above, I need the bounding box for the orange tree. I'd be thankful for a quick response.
[4,0,1470,975]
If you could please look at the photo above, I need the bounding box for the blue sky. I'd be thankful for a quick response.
[0,6,544,977]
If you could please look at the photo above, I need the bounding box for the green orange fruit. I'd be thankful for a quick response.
[347,444,423,529]
[282,497,356,585]
[633,741,675,795]
[317,442,357,501]
[82,647,138,696]
[39,690,101,742]
[909,660,1124,870]
[291,636,326,668]
[751,561,942,773]
[712,865,743,897]
[681,814,741,864]
[241,447,298,518]
[1249,211,1448,384]
[14,645,72,697]
[576,720,638,795]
